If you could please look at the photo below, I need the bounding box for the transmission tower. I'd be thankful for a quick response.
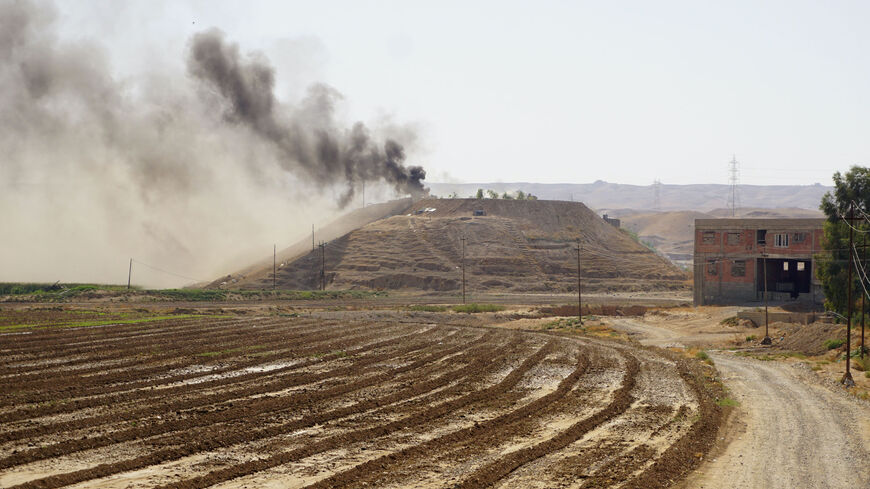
[727,155,740,217]
[652,179,662,211]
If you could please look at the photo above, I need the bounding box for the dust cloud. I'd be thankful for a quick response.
[0,0,425,287]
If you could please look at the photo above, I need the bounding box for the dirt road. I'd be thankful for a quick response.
[610,315,870,489]
[686,354,870,489]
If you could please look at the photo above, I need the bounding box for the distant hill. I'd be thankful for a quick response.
[427,181,831,212]
[216,198,687,293]
[616,207,824,269]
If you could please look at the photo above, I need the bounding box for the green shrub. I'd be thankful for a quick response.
[853,355,870,372]
[157,289,227,301]
[745,335,757,342]
[408,305,449,312]
[824,339,845,350]
[452,303,505,313]
[695,350,714,365]
[715,397,739,407]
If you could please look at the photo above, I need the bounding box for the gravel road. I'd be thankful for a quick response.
[610,317,870,488]
[687,354,870,488]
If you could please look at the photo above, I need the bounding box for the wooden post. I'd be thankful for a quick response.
[461,237,467,305]
[127,258,132,290]
[762,250,771,345]
[844,204,855,386]
[577,242,583,324]
[319,242,326,291]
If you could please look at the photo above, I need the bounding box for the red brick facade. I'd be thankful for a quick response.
[693,219,824,305]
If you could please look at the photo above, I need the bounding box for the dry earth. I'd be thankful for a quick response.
[219,198,687,293]
[607,308,870,489]
[0,307,720,489]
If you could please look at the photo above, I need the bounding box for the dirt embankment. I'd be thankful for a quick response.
[233,198,688,294]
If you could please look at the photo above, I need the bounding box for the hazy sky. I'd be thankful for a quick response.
[55,0,869,186]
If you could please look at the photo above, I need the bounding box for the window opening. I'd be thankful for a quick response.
[731,260,746,276]
[774,234,789,247]
[707,260,718,276]
[757,229,767,245]
[702,231,716,244]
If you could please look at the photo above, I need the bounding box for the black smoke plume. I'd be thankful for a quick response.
[187,29,427,205]
[0,0,425,287]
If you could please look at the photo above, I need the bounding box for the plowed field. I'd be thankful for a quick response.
[0,310,721,488]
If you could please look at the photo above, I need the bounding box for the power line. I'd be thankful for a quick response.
[130,259,205,284]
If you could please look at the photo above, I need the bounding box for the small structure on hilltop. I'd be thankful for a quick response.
[693,218,824,306]
[602,214,621,228]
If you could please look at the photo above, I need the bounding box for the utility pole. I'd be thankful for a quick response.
[319,242,326,291]
[844,204,855,386]
[273,244,277,290]
[362,180,365,208]
[761,250,771,345]
[460,236,467,304]
[312,224,315,251]
[127,258,132,290]
[863,233,867,359]
[576,241,583,324]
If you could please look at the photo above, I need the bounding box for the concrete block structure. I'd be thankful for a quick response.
[693,218,825,306]
[602,214,621,228]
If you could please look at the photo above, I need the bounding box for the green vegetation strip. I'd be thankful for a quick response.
[0,314,218,333]
[452,303,504,313]
[0,283,388,302]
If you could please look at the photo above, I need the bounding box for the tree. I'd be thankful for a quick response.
[516,190,526,200]
[448,191,459,199]
[486,189,499,199]
[527,193,538,200]
[475,188,484,199]
[818,166,870,314]
[502,192,514,200]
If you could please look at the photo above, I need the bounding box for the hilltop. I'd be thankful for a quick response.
[428,181,830,212]
[217,198,687,293]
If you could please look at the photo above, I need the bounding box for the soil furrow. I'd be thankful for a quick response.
[452,350,640,489]
[0,322,419,423]
[301,340,592,488]
[0,326,454,463]
[0,316,301,375]
[1,317,368,396]
[4,331,510,489]
[0,327,474,448]
[139,337,554,489]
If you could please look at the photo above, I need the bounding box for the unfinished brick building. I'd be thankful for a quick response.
[693,218,825,306]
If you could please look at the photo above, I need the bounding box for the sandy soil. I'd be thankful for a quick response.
[0,307,722,489]
[685,354,870,489]
[607,308,870,489]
